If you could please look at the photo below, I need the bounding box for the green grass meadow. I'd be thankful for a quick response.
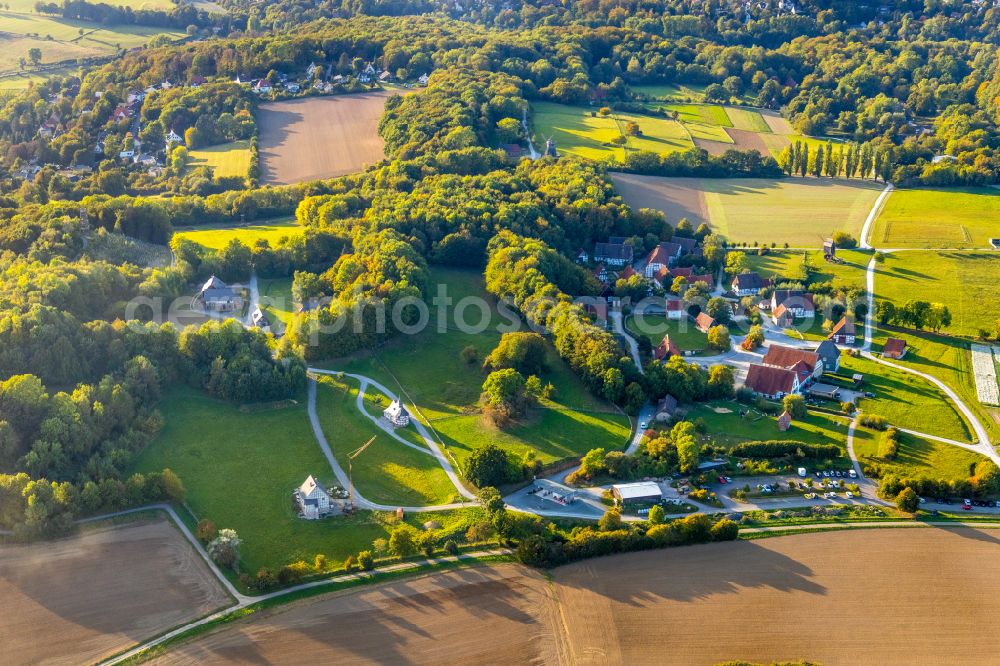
[323,268,632,468]
[625,314,709,353]
[873,251,1000,338]
[189,140,252,180]
[174,217,303,251]
[871,187,1000,249]
[852,426,985,483]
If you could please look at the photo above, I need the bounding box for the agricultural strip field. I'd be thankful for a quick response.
[1,518,230,665]
[725,106,772,133]
[870,187,1000,249]
[0,12,183,72]
[631,83,708,101]
[532,101,692,162]
[149,529,1000,666]
[257,92,393,185]
[328,268,631,467]
[971,344,999,406]
[873,250,1000,338]
[188,140,251,180]
[173,217,302,251]
[610,174,884,245]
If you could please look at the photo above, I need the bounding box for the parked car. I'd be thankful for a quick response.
[964,499,972,506]
[963,503,972,511]
[848,469,858,478]
[639,421,648,429]
[804,493,816,499]
[846,491,854,499]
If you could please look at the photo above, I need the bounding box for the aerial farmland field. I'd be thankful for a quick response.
[257,92,394,184]
[870,187,1000,249]
[173,217,303,251]
[188,140,251,181]
[149,529,1000,666]
[610,174,884,245]
[1,518,230,665]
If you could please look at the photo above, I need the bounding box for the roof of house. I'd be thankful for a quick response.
[772,289,815,311]
[829,316,856,338]
[695,312,716,330]
[594,242,633,262]
[619,265,637,279]
[673,236,698,252]
[763,344,819,372]
[384,399,408,419]
[251,307,268,327]
[732,272,765,290]
[201,275,226,292]
[665,298,684,311]
[884,337,907,355]
[815,339,841,362]
[298,475,327,499]
[657,394,678,413]
[690,273,714,286]
[655,335,681,360]
[777,410,792,425]
[745,363,798,395]
[612,481,663,500]
[646,242,681,266]
[670,266,694,278]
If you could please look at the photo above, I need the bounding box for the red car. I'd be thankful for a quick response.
[963,503,972,511]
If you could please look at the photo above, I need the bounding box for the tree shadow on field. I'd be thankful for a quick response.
[255,106,303,183]
[927,524,1000,546]
[191,567,547,664]
[553,540,826,606]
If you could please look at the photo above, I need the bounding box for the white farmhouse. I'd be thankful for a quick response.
[294,475,331,519]
[383,399,410,427]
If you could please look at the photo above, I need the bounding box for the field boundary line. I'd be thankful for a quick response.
[860,181,893,249]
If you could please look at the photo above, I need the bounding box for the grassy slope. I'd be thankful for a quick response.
[324,268,631,467]
[259,277,294,328]
[188,140,251,180]
[745,248,870,290]
[874,250,1000,338]
[869,328,1000,444]
[686,401,851,451]
[314,374,458,506]
[725,107,771,132]
[173,217,302,251]
[843,353,972,443]
[852,426,985,483]
[131,385,479,571]
[871,187,1000,249]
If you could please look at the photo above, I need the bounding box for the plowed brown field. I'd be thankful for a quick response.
[257,92,394,184]
[1,519,231,666]
[149,528,1000,666]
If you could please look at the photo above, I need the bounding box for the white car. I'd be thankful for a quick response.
[639,421,648,429]
[846,491,854,499]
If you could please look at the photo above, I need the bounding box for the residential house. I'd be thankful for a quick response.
[592,263,609,286]
[593,241,633,267]
[502,144,524,160]
[575,248,589,263]
[654,335,681,361]
[644,242,682,277]
[619,265,637,281]
[165,130,183,145]
[744,363,801,399]
[731,271,765,296]
[418,72,430,85]
[762,344,824,381]
[196,275,244,312]
[828,316,857,345]
[253,79,273,94]
[770,290,815,317]
[294,475,331,520]
[378,70,392,83]
[654,394,678,422]
[883,337,908,359]
[777,410,792,431]
[160,80,173,89]
[771,303,794,328]
[190,74,207,87]
[689,273,714,288]
[383,400,410,427]
[815,340,841,373]
[695,312,716,334]
[306,62,320,77]
[285,82,301,93]
[673,236,699,255]
[665,299,686,320]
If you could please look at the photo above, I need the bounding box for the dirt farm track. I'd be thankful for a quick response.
[257,92,393,185]
[151,528,1000,666]
[0,520,230,666]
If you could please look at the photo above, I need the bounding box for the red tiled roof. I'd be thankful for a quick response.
[763,344,819,373]
[670,267,694,278]
[695,312,716,331]
[745,364,798,396]
[884,337,907,355]
[666,299,684,311]
[829,316,856,338]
